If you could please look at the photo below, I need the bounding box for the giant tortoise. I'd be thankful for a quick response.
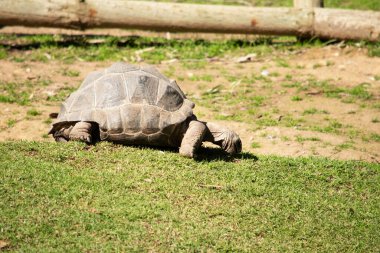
[49,62,242,158]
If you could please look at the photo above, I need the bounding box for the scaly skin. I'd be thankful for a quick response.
[203,122,242,155]
[179,120,206,158]
[69,122,93,144]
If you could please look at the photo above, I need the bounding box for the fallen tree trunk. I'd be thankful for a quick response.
[0,0,379,41]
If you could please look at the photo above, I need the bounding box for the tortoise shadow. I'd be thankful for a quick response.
[109,143,258,163]
[195,147,258,162]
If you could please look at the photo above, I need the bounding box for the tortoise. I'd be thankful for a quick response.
[49,62,242,158]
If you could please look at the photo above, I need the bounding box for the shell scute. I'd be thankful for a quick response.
[106,107,123,134]
[141,106,161,134]
[91,109,108,131]
[95,74,127,108]
[69,87,95,112]
[80,70,103,89]
[107,62,139,73]
[125,73,159,105]
[120,104,142,134]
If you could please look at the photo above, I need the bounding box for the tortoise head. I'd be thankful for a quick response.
[221,130,242,155]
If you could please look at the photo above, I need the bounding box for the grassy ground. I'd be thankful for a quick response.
[1,141,379,252]
[1,35,379,161]
[1,34,379,63]
[1,3,380,249]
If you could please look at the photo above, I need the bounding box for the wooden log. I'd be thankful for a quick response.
[0,0,379,41]
[314,8,380,41]
[0,0,313,36]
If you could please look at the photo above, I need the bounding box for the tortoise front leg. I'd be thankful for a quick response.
[203,122,242,155]
[53,125,73,142]
[69,121,93,144]
[179,120,206,158]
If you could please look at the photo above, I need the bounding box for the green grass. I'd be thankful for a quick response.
[251,142,261,148]
[195,84,267,122]
[311,120,344,134]
[46,87,77,102]
[303,108,318,115]
[0,141,379,252]
[1,35,379,67]
[289,79,374,104]
[295,136,321,143]
[335,141,355,151]
[6,119,16,128]
[62,69,80,77]
[0,46,7,59]
[256,117,279,127]
[0,80,51,106]
[26,108,42,117]
[1,35,275,64]
[370,133,380,142]
[291,95,303,101]
[348,83,373,100]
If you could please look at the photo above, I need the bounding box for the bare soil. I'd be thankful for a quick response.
[0,41,379,162]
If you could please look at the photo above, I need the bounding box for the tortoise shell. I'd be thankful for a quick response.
[50,62,195,146]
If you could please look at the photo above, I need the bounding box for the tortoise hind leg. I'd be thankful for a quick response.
[69,121,94,144]
[179,120,206,158]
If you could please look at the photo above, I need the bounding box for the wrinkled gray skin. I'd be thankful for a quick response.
[49,62,242,158]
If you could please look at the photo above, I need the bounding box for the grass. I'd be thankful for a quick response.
[1,35,275,64]
[26,108,42,117]
[285,79,374,104]
[0,46,7,59]
[368,43,380,57]
[370,133,380,142]
[311,120,344,134]
[6,119,16,128]
[4,34,378,66]
[189,74,214,82]
[348,83,373,100]
[335,141,355,151]
[295,136,321,143]
[251,142,261,148]
[0,80,51,106]
[195,84,267,122]
[62,69,80,77]
[0,141,379,252]
[0,35,378,75]
[303,108,318,115]
[291,95,303,101]
[46,87,77,102]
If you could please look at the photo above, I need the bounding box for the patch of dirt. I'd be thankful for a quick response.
[0,44,379,162]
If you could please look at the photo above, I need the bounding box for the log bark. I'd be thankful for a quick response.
[314,8,380,41]
[0,0,379,41]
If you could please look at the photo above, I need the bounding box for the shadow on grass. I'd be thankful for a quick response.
[195,146,258,162]
[108,142,258,163]
[0,34,274,50]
